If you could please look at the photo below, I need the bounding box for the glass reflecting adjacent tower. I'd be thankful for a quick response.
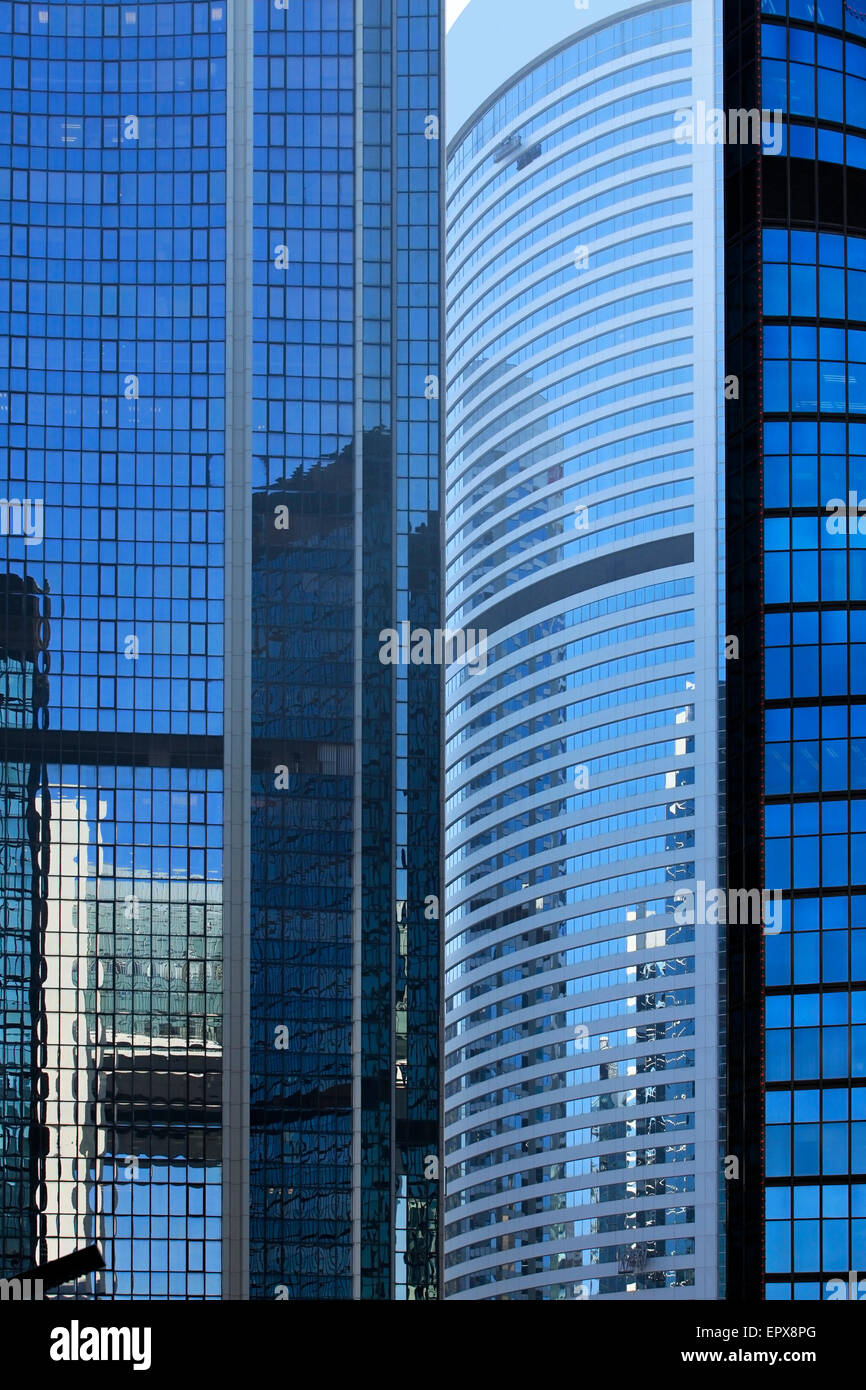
[0,0,442,1301]
[237,0,441,1304]
[725,0,866,1302]
[0,575,48,1278]
[443,0,724,1298]
[0,0,226,1298]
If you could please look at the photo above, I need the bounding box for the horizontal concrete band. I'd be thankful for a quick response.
[0,729,224,768]
[461,533,696,638]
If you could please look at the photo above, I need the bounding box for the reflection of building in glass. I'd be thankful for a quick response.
[1,0,441,1301]
[40,864,223,1301]
[10,771,224,1303]
[236,0,442,1302]
[40,792,106,1292]
[0,575,49,1276]
[248,430,440,1301]
[83,875,222,1300]
[443,0,724,1298]
[725,0,866,1302]
[0,0,226,1296]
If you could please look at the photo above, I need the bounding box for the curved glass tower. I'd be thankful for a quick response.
[443,0,724,1298]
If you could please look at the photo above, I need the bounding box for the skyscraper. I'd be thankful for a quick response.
[238,0,442,1303]
[0,0,227,1298]
[0,0,442,1301]
[724,0,866,1301]
[443,0,725,1298]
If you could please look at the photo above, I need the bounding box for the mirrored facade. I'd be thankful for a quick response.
[245,0,441,1301]
[0,0,441,1301]
[0,575,47,1277]
[0,0,226,1298]
[725,0,866,1302]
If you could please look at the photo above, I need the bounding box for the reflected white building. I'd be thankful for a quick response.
[40,793,108,1286]
[39,790,222,1298]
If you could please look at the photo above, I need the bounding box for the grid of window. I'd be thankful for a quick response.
[761,0,866,37]
[0,0,226,1299]
[248,0,355,1303]
[761,139,866,1291]
[0,579,44,1275]
[444,0,723,1299]
[392,0,441,1304]
[248,0,440,1302]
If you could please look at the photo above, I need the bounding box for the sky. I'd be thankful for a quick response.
[446,0,472,28]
